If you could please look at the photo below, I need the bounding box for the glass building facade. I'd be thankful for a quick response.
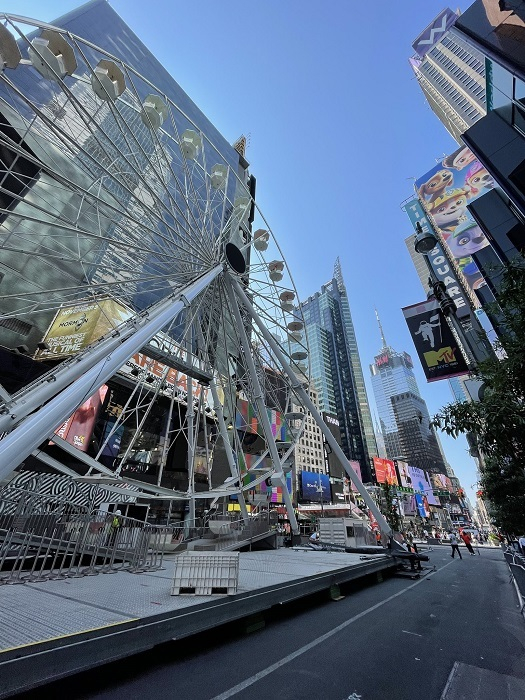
[0,0,249,352]
[370,341,447,474]
[297,259,376,482]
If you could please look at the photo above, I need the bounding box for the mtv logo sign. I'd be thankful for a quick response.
[424,346,457,367]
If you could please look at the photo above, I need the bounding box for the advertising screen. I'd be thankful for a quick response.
[395,460,412,488]
[236,400,287,441]
[373,458,398,485]
[415,146,494,296]
[300,471,331,503]
[403,298,469,382]
[54,385,108,452]
[409,466,438,506]
[348,460,362,492]
[415,493,430,518]
[38,298,132,359]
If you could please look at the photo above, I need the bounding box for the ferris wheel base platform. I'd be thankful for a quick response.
[0,548,395,697]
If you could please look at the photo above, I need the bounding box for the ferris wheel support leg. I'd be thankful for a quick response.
[0,265,223,482]
[186,326,196,524]
[194,325,249,525]
[231,277,392,539]
[224,275,299,536]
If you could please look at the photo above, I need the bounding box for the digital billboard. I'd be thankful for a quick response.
[53,385,108,452]
[415,493,429,518]
[408,466,438,506]
[395,460,412,488]
[300,471,331,503]
[415,146,494,297]
[373,458,398,485]
[402,298,469,382]
[38,298,132,359]
[348,460,362,492]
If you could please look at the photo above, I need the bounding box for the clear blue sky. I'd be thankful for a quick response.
[6,0,481,502]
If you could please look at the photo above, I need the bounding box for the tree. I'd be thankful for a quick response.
[381,483,403,533]
[432,261,525,534]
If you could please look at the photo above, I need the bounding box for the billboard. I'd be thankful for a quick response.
[402,298,469,382]
[236,400,287,441]
[395,460,412,489]
[415,146,494,296]
[400,493,416,516]
[300,471,331,503]
[408,466,438,506]
[414,493,429,518]
[38,298,132,359]
[348,460,362,492]
[373,457,398,485]
[53,385,108,452]
[403,197,471,319]
[412,8,458,57]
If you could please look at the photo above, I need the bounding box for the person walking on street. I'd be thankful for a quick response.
[460,530,476,555]
[449,531,462,559]
[518,535,525,556]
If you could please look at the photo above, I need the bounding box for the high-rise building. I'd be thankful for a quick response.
[297,259,376,481]
[0,0,250,352]
[409,1,525,321]
[370,313,448,475]
[410,7,487,143]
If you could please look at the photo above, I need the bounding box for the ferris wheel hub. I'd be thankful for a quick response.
[225,243,246,274]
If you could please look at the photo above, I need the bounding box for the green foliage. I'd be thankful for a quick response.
[381,483,403,532]
[432,261,525,533]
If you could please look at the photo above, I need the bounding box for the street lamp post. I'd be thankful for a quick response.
[412,223,494,371]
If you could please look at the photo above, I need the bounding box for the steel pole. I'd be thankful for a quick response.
[224,275,299,535]
[231,276,392,537]
[0,265,223,480]
[0,265,223,434]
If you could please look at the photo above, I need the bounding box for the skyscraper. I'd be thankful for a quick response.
[297,259,376,481]
[370,313,448,475]
[410,8,487,143]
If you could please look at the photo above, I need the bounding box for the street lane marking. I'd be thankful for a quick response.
[210,561,455,700]
[402,630,423,637]
[440,661,460,699]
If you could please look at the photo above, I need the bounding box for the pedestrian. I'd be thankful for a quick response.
[449,531,462,559]
[423,528,429,540]
[460,530,476,555]
[518,535,525,556]
[107,509,122,546]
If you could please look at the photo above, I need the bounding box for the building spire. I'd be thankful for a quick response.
[334,257,344,289]
[375,308,387,349]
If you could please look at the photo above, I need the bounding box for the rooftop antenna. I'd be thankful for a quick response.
[375,308,388,349]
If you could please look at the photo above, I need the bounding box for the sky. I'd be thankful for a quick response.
[4,0,481,502]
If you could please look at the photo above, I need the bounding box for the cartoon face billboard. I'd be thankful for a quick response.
[415,146,493,295]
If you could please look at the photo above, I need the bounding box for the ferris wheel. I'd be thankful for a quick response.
[0,15,316,528]
[0,15,390,536]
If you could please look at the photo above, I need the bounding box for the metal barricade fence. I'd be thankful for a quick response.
[0,487,172,584]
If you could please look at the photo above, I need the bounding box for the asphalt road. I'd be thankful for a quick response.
[18,546,525,700]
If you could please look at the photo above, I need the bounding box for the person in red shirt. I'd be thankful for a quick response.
[460,530,476,555]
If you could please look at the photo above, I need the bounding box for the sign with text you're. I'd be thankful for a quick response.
[402,298,469,382]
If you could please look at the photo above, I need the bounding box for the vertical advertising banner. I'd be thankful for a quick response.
[415,493,430,518]
[54,385,108,452]
[402,298,469,382]
[348,460,362,492]
[395,460,412,488]
[415,145,494,296]
[403,197,471,319]
[373,458,398,485]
